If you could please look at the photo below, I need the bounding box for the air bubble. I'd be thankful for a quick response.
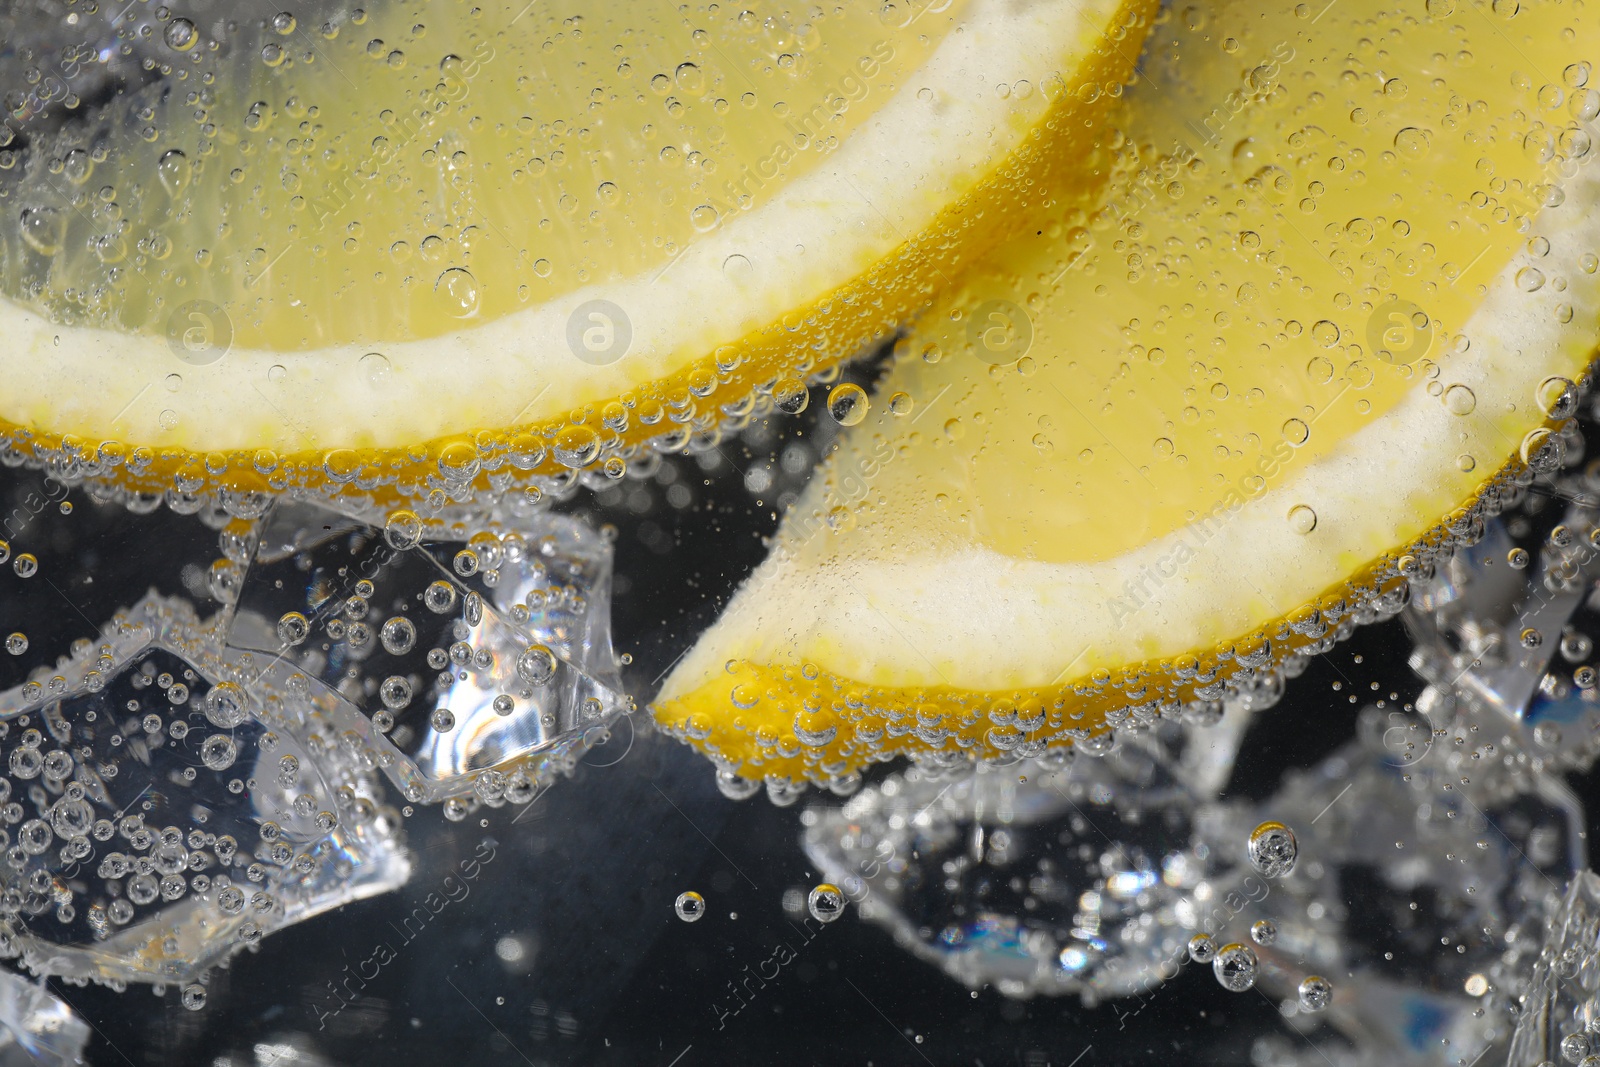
[690,205,719,232]
[380,617,416,655]
[4,633,25,656]
[200,734,238,771]
[204,682,250,728]
[807,883,845,923]
[674,891,706,922]
[827,384,869,427]
[1250,919,1277,945]
[360,352,391,384]
[1298,975,1332,1012]
[1187,933,1217,963]
[423,581,458,614]
[1213,944,1259,992]
[157,150,191,196]
[1537,376,1578,418]
[276,612,310,646]
[384,510,423,549]
[1442,384,1476,415]
[773,378,809,415]
[164,17,199,51]
[380,677,413,710]
[435,268,481,317]
[517,645,558,686]
[1393,127,1428,155]
[1247,821,1297,877]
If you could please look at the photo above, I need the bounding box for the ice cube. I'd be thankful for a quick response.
[1506,871,1600,1067]
[1195,722,1580,1064]
[1406,510,1600,776]
[802,719,1245,1002]
[226,501,630,804]
[0,594,408,986]
[0,969,89,1066]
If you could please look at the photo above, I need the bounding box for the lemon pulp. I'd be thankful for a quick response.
[655,0,1600,784]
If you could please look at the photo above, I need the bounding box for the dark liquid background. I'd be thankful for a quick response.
[2,362,1596,1067]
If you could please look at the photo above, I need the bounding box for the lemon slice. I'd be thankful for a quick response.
[654,0,1600,785]
[0,0,1153,502]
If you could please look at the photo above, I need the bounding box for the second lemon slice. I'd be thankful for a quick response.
[655,0,1600,785]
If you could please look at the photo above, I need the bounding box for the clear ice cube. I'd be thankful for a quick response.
[226,501,629,803]
[0,595,409,986]
[802,718,1247,1002]
[0,969,88,1066]
[1195,716,1580,1064]
[1406,511,1600,777]
[1506,870,1600,1067]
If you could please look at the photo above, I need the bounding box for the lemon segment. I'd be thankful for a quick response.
[0,0,1155,502]
[654,0,1600,784]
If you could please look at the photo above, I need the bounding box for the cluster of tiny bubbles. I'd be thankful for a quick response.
[1247,821,1298,878]
[1297,975,1332,1013]
[807,883,845,923]
[674,891,706,923]
[1212,943,1259,992]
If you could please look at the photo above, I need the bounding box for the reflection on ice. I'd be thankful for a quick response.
[802,715,1249,1001]
[1198,725,1578,1066]
[1506,871,1600,1067]
[0,970,87,1066]
[227,501,630,804]
[1407,510,1600,779]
